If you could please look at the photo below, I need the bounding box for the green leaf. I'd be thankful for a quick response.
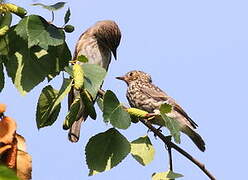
[0,13,11,56]
[73,63,84,90]
[64,8,70,24]
[0,58,4,92]
[5,42,50,95]
[86,128,130,175]
[63,98,80,130]
[165,171,183,179]
[109,104,131,129]
[14,15,65,50]
[36,85,61,129]
[0,35,8,56]
[27,15,65,49]
[36,78,73,128]
[160,104,181,144]
[103,90,119,122]
[4,27,70,94]
[13,15,28,39]
[0,165,19,180]
[46,43,71,79]
[131,135,155,166]
[77,55,88,63]
[80,89,97,120]
[32,2,66,11]
[103,90,131,129]
[160,103,172,114]
[82,64,106,99]
[152,170,183,180]
[0,12,12,28]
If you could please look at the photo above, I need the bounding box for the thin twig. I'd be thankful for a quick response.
[164,136,174,180]
[167,140,173,171]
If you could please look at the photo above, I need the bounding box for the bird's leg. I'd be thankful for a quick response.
[153,126,163,139]
[69,60,77,64]
[146,124,164,139]
[145,112,158,119]
[157,125,163,131]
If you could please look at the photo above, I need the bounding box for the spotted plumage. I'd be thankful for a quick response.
[116,70,205,151]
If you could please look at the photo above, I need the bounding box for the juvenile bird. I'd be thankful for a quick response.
[68,20,121,142]
[116,70,205,151]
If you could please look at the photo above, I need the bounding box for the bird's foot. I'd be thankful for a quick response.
[147,125,163,139]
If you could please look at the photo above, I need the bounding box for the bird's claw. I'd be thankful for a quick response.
[147,126,163,139]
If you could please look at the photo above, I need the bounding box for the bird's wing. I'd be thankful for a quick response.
[141,85,198,128]
[140,85,169,101]
[173,103,198,128]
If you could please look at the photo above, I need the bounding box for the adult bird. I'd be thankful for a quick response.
[116,70,205,151]
[68,20,121,142]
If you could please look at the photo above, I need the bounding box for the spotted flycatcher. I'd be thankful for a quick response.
[116,70,205,151]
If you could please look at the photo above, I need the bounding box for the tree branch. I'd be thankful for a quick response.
[98,89,216,180]
[140,119,216,180]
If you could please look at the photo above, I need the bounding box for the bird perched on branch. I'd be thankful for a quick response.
[116,70,205,151]
[68,20,121,142]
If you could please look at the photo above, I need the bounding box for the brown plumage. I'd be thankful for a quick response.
[68,20,121,142]
[116,70,205,152]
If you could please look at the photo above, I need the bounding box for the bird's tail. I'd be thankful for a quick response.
[68,87,86,143]
[182,126,206,152]
[68,117,84,142]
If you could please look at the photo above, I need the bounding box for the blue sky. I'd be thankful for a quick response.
[1,0,248,179]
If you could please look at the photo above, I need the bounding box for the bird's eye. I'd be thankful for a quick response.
[129,72,133,76]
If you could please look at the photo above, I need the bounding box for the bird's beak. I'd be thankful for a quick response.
[116,76,125,81]
[112,48,117,60]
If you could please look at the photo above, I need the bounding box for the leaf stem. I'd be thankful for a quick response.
[167,141,173,171]
[51,11,54,22]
